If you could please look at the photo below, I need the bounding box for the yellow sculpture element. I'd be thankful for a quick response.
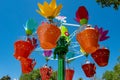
[80,47,87,55]
[36,0,62,19]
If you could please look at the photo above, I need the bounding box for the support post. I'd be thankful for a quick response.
[58,54,65,80]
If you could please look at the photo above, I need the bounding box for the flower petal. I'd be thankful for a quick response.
[75,18,80,22]
[44,50,52,57]
[75,6,88,21]
[43,2,52,14]
[50,0,57,9]
[37,2,55,17]
[76,8,81,18]
[38,3,45,13]
[98,27,103,34]
[53,4,62,17]
[37,0,62,19]
[99,36,110,41]
[100,30,109,41]
[94,25,99,30]
[36,10,47,18]
[102,30,109,37]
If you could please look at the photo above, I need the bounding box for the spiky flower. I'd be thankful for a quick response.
[95,25,110,41]
[36,0,62,20]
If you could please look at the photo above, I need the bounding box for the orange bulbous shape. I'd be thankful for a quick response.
[76,28,99,53]
[37,22,61,49]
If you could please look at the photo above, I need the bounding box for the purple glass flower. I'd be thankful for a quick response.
[95,25,110,41]
[43,50,52,57]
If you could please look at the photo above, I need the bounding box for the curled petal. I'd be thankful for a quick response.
[102,30,109,37]
[99,27,103,34]
[100,36,110,41]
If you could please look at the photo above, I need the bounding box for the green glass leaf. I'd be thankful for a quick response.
[24,18,38,35]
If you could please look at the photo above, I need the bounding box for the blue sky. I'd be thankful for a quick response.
[0,0,120,80]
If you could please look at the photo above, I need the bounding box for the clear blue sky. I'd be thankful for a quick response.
[0,0,120,80]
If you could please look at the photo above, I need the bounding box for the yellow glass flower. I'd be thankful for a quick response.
[36,0,62,19]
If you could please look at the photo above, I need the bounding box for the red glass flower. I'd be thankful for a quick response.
[75,6,88,25]
[91,48,110,67]
[19,57,36,74]
[82,63,96,77]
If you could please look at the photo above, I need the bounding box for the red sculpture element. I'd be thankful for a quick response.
[65,69,74,80]
[82,62,96,77]
[40,65,53,80]
[19,57,36,74]
[14,40,35,59]
[91,48,110,67]
[75,6,88,22]
[27,37,38,48]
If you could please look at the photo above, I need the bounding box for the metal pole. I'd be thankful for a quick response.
[58,54,65,80]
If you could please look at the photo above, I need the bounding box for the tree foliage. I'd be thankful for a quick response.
[50,71,57,80]
[19,69,41,80]
[19,69,58,80]
[0,75,11,80]
[102,56,120,80]
[96,0,120,10]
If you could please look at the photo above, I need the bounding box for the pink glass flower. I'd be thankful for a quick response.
[95,25,110,41]
[43,50,52,57]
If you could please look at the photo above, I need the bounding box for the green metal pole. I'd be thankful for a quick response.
[58,54,65,80]
[54,36,69,80]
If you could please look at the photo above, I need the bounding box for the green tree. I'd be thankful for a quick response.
[50,71,57,80]
[102,56,120,80]
[19,74,32,80]
[117,56,120,63]
[0,75,11,80]
[31,69,41,80]
[96,0,120,10]
[19,69,41,80]
[102,71,114,80]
